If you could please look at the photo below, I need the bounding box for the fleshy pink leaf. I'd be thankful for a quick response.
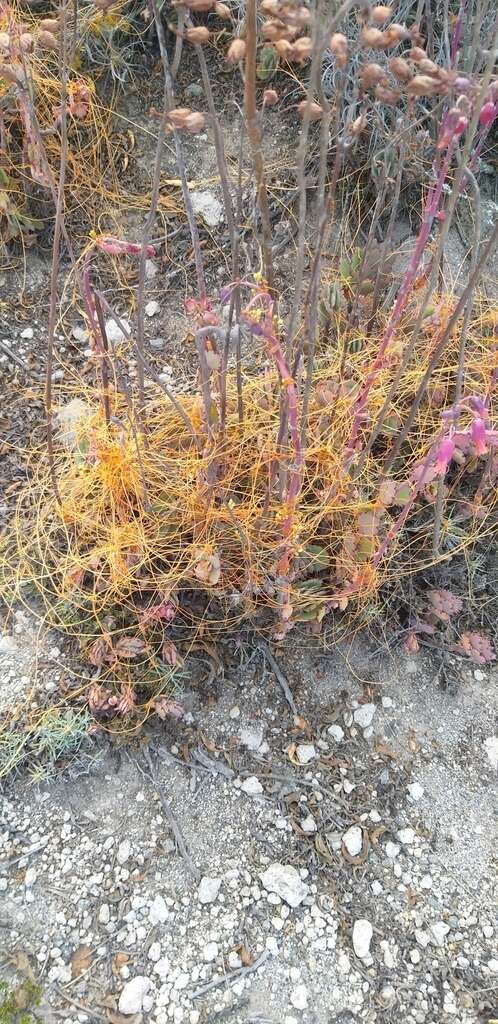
[454,631,496,665]
[114,637,147,659]
[427,589,463,622]
[377,479,397,507]
[95,236,155,258]
[404,631,420,654]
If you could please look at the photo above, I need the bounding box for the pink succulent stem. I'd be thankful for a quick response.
[344,133,457,461]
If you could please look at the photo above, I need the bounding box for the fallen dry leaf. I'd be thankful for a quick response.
[71,943,93,979]
[9,950,34,980]
[369,825,387,844]
[314,833,335,865]
[408,729,421,754]
[111,952,129,976]
[235,943,253,966]
[374,738,397,759]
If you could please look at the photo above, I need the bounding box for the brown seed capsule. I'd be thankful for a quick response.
[175,0,215,9]
[37,29,59,51]
[361,26,385,47]
[274,37,293,57]
[0,61,23,82]
[294,5,312,26]
[371,5,393,23]
[39,18,60,33]
[388,56,413,81]
[290,35,313,61]
[296,99,323,120]
[260,0,280,13]
[375,83,399,104]
[184,111,207,132]
[349,114,367,136]
[417,57,439,75]
[407,74,441,96]
[263,87,279,105]
[329,32,348,68]
[214,1,231,16]
[20,32,34,52]
[167,107,193,128]
[409,46,427,62]
[360,62,387,88]
[226,38,246,62]
[185,25,211,43]
[263,19,296,41]
[382,23,409,45]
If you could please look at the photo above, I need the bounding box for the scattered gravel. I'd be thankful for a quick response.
[1,638,497,1023]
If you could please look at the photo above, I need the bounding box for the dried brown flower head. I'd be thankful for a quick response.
[226,37,246,62]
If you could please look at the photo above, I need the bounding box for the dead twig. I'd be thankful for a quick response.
[256,642,298,716]
[142,747,200,881]
[190,950,270,1000]
[0,340,30,371]
[55,989,106,1022]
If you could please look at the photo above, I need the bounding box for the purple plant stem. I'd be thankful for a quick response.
[344,134,457,462]
[450,0,466,66]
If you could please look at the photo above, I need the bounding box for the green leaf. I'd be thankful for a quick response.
[394,481,412,506]
[302,544,330,572]
[257,45,277,80]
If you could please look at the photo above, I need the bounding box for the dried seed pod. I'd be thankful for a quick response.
[371,5,392,23]
[37,29,59,51]
[294,5,312,25]
[384,22,409,41]
[296,99,323,120]
[388,56,412,81]
[375,83,399,104]
[226,37,246,62]
[274,37,293,57]
[417,57,439,75]
[260,0,280,13]
[184,111,207,132]
[39,17,60,33]
[214,1,231,16]
[185,25,211,43]
[360,62,387,88]
[329,32,348,68]
[349,114,367,136]
[172,0,215,9]
[0,61,23,82]
[436,68,456,88]
[407,74,441,96]
[290,35,313,61]
[20,32,34,51]
[409,46,426,61]
[0,32,10,50]
[263,88,279,105]
[167,107,193,128]
[361,26,385,47]
[263,19,296,41]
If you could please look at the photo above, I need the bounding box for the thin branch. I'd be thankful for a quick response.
[151,0,206,299]
[45,2,69,505]
[244,0,275,291]
[256,641,298,716]
[383,219,498,475]
[143,747,200,881]
[190,951,270,1000]
[95,291,198,443]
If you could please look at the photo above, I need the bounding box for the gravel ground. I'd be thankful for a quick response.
[1,631,497,1024]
